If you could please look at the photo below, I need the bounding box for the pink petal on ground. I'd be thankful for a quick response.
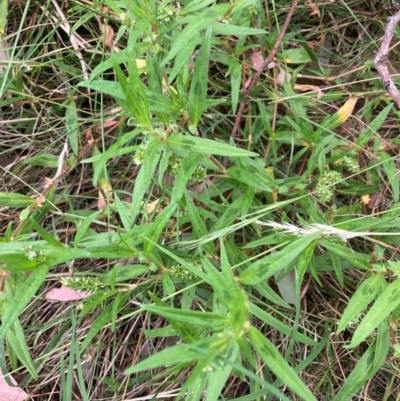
[0,372,29,401]
[45,286,92,301]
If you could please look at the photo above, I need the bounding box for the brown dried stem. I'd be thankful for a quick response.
[230,0,299,141]
[374,9,400,108]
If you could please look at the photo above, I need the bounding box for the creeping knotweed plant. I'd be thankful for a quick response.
[60,276,105,293]
[168,155,207,182]
[157,4,179,26]
[168,154,183,174]
[132,140,150,165]
[192,165,206,182]
[23,245,43,260]
[316,170,342,202]
[247,4,258,17]
[335,156,360,174]
[170,263,201,281]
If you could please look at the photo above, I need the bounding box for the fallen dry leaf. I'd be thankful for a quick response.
[294,83,323,99]
[305,0,320,17]
[251,50,264,70]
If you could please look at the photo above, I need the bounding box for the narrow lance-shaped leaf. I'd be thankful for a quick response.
[65,98,79,155]
[124,338,218,375]
[0,264,49,339]
[337,274,386,333]
[166,135,258,157]
[130,137,162,223]
[162,4,230,65]
[248,327,317,401]
[188,26,212,127]
[333,327,390,401]
[379,151,399,203]
[240,231,320,285]
[348,277,400,348]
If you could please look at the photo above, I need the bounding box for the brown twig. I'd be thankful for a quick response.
[230,0,299,141]
[374,9,400,108]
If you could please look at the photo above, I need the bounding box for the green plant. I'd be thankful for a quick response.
[2,0,400,400]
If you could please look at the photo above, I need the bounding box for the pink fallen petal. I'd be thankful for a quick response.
[0,372,29,401]
[45,287,92,301]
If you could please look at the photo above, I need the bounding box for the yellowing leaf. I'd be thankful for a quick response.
[337,97,358,124]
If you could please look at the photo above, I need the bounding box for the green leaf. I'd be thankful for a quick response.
[277,48,312,64]
[249,303,317,346]
[188,27,212,126]
[144,203,176,254]
[348,277,400,348]
[227,166,275,192]
[206,343,239,401]
[319,241,370,270]
[229,58,241,114]
[327,250,344,288]
[337,274,386,333]
[248,327,317,401]
[296,242,316,287]
[184,191,215,254]
[73,210,103,247]
[333,328,390,401]
[0,264,49,338]
[181,0,219,14]
[65,98,79,155]
[379,151,399,203]
[357,103,393,147]
[28,216,64,248]
[101,264,148,284]
[143,304,228,328]
[162,4,230,65]
[166,135,258,157]
[211,22,267,36]
[79,303,114,353]
[114,60,151,128]
[130,137,162,223]
[148,293,200,343]
[0,0,7,36]
[171,154,201,203]
[6,319,37,379]
[21,153,59,168]
[0,192,34,207]
[240,231,320,285]
[124,342,204,375]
